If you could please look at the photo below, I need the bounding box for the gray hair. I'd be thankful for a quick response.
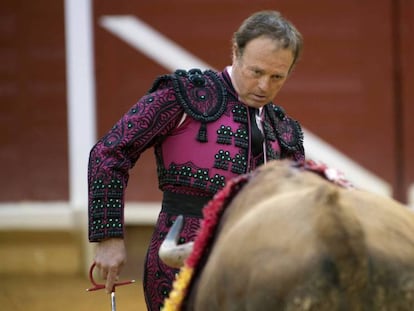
[233,11,303,69]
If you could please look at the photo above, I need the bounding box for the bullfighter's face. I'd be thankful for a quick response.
[231,36,294,109]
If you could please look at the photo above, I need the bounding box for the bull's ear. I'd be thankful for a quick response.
[158,215,194,268]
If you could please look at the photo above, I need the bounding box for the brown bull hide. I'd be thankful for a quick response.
[172,160,414,310]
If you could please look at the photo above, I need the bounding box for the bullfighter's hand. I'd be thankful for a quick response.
[94,238,127,294]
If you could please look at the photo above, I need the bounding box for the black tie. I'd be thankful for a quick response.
[248,107,264,157]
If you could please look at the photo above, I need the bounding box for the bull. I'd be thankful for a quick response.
[159,160,414,310]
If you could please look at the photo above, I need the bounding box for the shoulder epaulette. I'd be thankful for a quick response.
[148,68,227,142]
[266,104,304,152]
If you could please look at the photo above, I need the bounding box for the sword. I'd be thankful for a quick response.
[86,262,135,311]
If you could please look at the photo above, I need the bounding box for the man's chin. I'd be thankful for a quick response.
[240,96,267,108]
[250,100,268,108]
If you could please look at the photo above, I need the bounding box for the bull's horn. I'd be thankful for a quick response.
[158,215,194,268]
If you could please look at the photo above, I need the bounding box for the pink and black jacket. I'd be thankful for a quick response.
[88,68,305,242]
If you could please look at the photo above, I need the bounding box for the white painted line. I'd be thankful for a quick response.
[304,129,392,196]
[100,15,211,71]
[0,202,160,230]
[124,202,161,224]
[0,202,74,230]
[64,0,97,209]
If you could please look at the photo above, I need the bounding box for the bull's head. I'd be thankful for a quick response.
[158,215,194,268]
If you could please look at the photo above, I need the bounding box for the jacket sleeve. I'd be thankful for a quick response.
[88,87,183,242]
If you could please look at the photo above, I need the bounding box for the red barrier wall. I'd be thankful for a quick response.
[0,0,413,203]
